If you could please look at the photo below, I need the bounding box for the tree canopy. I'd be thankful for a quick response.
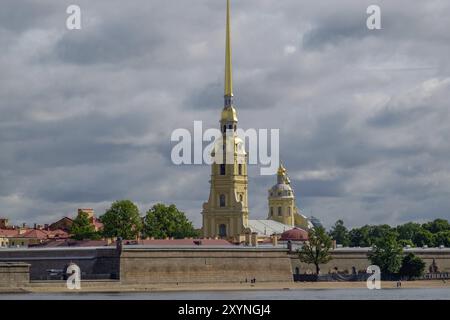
[100,200,142,239]
[368,235,403,274]
[143,203,199,239]
[329,219,350,247]
[399,253,426,280]
[342,219,449,248]
[70,211,100,240]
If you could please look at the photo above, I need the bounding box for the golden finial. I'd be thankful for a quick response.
[277,163,286,176]
[224,0,233,97]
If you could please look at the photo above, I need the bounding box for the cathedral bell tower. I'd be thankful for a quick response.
[202,0,249,241]
[268,164,295,227]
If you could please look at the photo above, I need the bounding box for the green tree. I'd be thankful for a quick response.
[412,229,434,247]
[399,253,426,280]
[143,203,199,239]
[396,222,422,242]
[349,225,371,247]
[433,231,450,247]
[369,224,398,242]
[368,235,403,275]
[70,211,100,240]
[422,219,450,234]
[297,226,333,274]
[329,220,350,247]
[100,200,142,239]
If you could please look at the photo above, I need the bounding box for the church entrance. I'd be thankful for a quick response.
[219,224,227,237]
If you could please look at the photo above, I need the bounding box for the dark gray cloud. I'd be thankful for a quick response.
[0,0,449,229]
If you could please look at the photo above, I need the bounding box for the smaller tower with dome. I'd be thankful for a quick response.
[268,164,311,230]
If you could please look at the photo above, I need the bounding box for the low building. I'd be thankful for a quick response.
[0,228,69,248]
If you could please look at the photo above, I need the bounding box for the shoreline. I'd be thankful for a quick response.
[3,280,448,294]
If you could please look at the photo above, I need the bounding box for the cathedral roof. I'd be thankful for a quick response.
[280,227,309,241]
[246,219,294,237]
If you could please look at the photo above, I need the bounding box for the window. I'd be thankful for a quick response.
[220,194,226,207]
[220,164,226,175]
[238,164,242,175]
[288,207,291,215]
[278,207,282,216]
[219,224,227,237]
[270,207,274,216]
[223,125,226,133]
[239,194,243,202]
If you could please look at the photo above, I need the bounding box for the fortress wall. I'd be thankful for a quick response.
[120,247,293,284]
[289,249,450,274]
[0,263,30,287]
[0,248,119,280]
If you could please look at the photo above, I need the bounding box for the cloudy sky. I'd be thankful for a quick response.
[1,0,450,229]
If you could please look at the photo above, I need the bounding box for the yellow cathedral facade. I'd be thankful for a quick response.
[202,0,311,243]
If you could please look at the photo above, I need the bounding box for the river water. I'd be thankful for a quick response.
[0,288,449,300]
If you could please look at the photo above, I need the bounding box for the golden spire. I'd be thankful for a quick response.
[224,0,233,98]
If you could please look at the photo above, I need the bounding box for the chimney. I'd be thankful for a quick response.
[245,233,251,246]
[272,234,278,246]
[251,232,258,247]
[34,223,37,229]
[22,223,26,228]
[44,224,49,230]
[0,218,9,229]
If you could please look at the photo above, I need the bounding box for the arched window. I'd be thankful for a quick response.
[295,267,300,275]
[278,207,282,216]
[238,164,242,175]
[219,194,226,207]
[219,224,227,237]
[220,164,226,175]
[239,194,243,202]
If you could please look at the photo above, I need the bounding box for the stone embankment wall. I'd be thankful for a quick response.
[0,263,30,287]
[120,247,293,284]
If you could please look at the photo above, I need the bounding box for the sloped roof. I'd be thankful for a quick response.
[0,229,19,237]
[16,229,49,239]
[280,227,309,241]
[247,219,294,236]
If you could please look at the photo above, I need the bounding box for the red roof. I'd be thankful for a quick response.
[0,228,70,240]
[17,229,50,239]
[0,229,19,237]
[124,238,233,246]
[280,227,309,241]
[32,239,111,248]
